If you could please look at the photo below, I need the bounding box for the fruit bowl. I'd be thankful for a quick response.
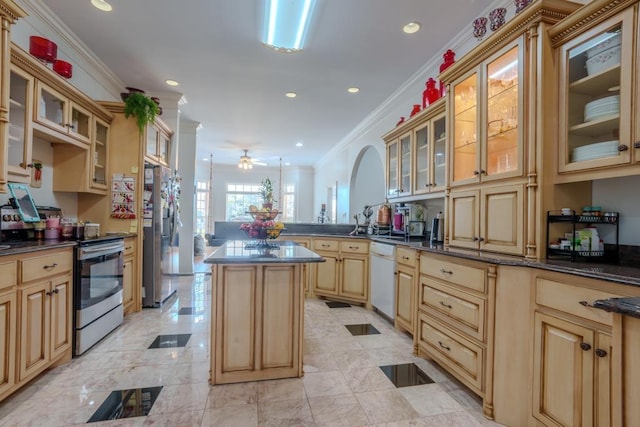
[246,210,279,220]
[240,226,286,240]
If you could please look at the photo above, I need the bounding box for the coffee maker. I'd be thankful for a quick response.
[430,211,444,242]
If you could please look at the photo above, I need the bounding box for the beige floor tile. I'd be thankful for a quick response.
[302,370,351,397]
[201,404,258,426]
[258,398,315,426]
[206,382,258,408]
[257,378,307,403]
[355,389,420,424]
[342,366,396,393]
[399,383,464,417]
[308,394,370,426]
[143,410,204,426]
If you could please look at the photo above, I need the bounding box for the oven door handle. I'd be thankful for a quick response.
[81,244,124,254]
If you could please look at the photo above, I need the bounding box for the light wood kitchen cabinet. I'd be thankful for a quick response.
[0,1,27,193]
[447,43,523,187]
[417,252,495,418]
[383,98,446,199]
[448,183,524,255]
[122,237,136,314]
[312,238,369,305]
[0,259,17,401]
[145,122,172,166]
[532,276,623,427]
[90,117,109,191]
[17,248,73,385]
[287,237,313,296]
[395,246,418,338]
[34,81,91,145]
[550,1,640,181]
[7,66,34,184]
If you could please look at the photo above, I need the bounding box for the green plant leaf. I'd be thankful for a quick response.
[123,92,159,133]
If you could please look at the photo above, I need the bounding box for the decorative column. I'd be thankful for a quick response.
[177,119,199,275]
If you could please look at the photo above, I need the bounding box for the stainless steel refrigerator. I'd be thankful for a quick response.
[142,164,178,307]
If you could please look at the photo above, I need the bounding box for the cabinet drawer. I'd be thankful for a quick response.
[396,247,417,268]
[339,240,369,254]
[420,256,486,293]
[20,251,73,283]
[314,239,339,252]
[124,238,136,257]
[418,313,484,392]
[0,259,17,290]
[536,278,622,327]
[421,279,485,341]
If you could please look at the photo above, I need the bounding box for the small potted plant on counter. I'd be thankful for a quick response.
[259,177,276,209]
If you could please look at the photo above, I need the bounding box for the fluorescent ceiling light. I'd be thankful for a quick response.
[165,79,180,86]
[263,0,317,52]
[347,87,359,93]
[91,0,112,12]
[403,22,421,34]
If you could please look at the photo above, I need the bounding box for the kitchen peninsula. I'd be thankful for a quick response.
[205,240,323,385]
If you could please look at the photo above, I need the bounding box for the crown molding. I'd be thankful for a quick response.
[18,0,124,98]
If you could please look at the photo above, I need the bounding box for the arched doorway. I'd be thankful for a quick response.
[350,145,385,222]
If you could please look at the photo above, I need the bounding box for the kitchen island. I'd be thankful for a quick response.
[204,240,324,385]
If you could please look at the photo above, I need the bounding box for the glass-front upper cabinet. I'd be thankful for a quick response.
[386,133,411,198]
[557,10,633,172]
[158,130,171,165]
[146,125,159,160]
[34,81,91,144]
[7,66,33,183]
[451,43,522,186]
[91,118,109,190]
[399,134,411,196]
[413,110,446,195]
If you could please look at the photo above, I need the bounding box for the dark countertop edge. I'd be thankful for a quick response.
[206,257,325,264]
[593,297,640,319]
[0,240,77,255]
[279,233,640,287]
[204,240,325,265]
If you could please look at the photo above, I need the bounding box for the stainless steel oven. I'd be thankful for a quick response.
[74,238,125,356]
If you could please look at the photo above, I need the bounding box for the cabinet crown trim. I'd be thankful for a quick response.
[0,0,26,22]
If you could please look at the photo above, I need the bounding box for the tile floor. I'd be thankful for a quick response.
[0,264,504,426]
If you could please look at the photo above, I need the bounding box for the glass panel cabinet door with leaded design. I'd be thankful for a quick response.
[450,43,522,187]
[556,9,633,174]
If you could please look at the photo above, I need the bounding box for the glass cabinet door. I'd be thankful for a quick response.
[433,114,446,189]
[559,13,631,171]
[413,123,430,193]
[399,134,411,195]
[485,46,519,177]
[146,125,159,158]
[69,102,91,143]
[387,140,398,197]
[452,72,478,184]
[7,68,33,181]
[92,119,109,187]
[36,83,67,132]
[158,131,171,165]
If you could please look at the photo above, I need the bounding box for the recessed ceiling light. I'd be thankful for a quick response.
[91,0,112,12]
[403,22,421,34]
[203,157,209,161]
[347,87,359,93]
[285,162,291,166]
[296,142,303,147]
[285,92,297,98]
[165,79,179,87]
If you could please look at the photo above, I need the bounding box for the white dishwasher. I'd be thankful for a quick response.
[369,241,396,320]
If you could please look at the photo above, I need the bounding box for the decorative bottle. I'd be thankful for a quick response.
[410,104,421,117]
[422,78,440,108]
[439,49,456,96]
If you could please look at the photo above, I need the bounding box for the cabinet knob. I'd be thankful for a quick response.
[473,170,480,175]
[54,288,59,294]
[472,236,479,241]
[439,301,453,309]
[66,123,75,129]
[402,256,410,260]
[618,144,629,152]
[595,349,608,357]
[580,342,591,351]
[438,341,451,351]
[634,141,640,149]
[478,237,485,242]
[480,169,486,175]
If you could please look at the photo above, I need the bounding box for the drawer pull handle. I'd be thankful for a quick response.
[595,349,608,357]
[440,268,453,275]
[43,263,58,270]
[321,244,330,247]
[402,256,410,260]
[438,341,451,351]
[349,246,359,250]
[125,246,132,250]
[580,342,591,351]
[578,300,595,309]
[440,301,452,309]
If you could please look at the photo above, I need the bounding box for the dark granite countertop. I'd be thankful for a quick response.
[593,297,640,319]
[205,240,325,264]
[0,239,77,255]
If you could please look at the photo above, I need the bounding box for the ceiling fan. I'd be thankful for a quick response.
[238,149,267,169]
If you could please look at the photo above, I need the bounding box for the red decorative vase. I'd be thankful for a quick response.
[439,49,455,96]
[53,60,72,78]
[29,36,57,63]
[396,116,405,126]
[410,104,421,117]
[423,78,440,107]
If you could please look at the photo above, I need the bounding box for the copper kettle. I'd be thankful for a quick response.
[377,205,391,225]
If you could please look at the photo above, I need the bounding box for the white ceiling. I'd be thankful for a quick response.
[42,0,489,167]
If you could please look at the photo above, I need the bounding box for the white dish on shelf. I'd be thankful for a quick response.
[586,32,620,58]
[571,140,618,162]
[586,45,621,75]
[584,95,619,121]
